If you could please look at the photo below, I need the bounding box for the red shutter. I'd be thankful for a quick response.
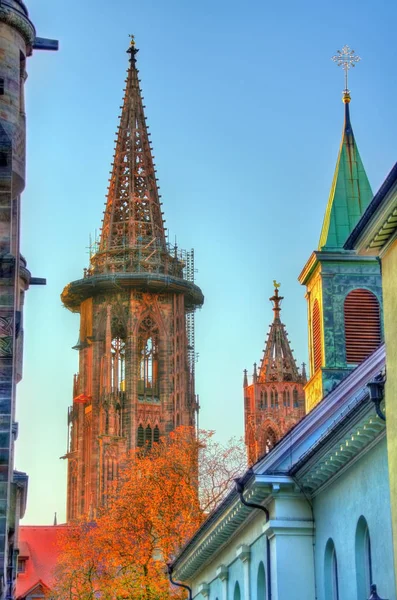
[344,289,381,364]
[312,300,322,372]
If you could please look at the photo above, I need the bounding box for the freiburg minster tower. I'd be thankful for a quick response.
[61,39,204,521]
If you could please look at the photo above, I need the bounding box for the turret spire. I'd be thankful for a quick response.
[319,46,372,250]
[258,283,302,383]
[91,36,168,274]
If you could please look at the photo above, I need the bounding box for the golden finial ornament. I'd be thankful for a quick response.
[332,45,361,102]
[129,34,136,47]
[273,280,281,289]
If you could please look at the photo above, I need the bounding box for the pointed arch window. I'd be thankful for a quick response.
[264,428,277,453]
[355,516,373,599]
[153,425,160,443]
[137,424,144,447]
[233,582,241,600]
[111,337,126,392]
[293,387,299,408]
[344,289,381,364]
[264,390,268,407]
[145,425,152,449]
[138,317,159,397]
[270,389,275,408]
[257,562,266,600]
[312,299,322,372]
[274,390,279,407]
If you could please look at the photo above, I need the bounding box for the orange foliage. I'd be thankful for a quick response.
[51,427,246,600]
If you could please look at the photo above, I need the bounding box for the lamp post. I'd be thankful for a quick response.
[368,583,388,599]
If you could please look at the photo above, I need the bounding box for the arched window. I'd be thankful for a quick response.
[270,389,275,408]
[283,389,287,406]
[264,428,277,453]
[324,538,339,600]
[274,390,278,407]
[264,390,268,407]
[141,338,157,387]
[344,290,381,364]
[137,424,144,447]
[145,424,152,449]
[312,300,322,372]
[260,391,264,409]
[176,413,180,427]
[138,318,159,397]
[293,387,299,407]
[233,582,241,600]
[111,337,125,392]
[356,516,373,599]
[153,425,160,443]
[257,561,266,599]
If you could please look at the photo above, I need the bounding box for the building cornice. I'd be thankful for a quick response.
[345,162,397,252]
[298,250,377,285]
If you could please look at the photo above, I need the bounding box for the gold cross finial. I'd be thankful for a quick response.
[273,280,280,289]
[332,45,361,100]
[129,34,135,47]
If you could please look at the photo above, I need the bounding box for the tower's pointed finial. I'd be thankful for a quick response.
[243,369,248,388]
[270,281,283,320]
[332,45,361,103]
[253,363,258,383]
[53,512,57,526]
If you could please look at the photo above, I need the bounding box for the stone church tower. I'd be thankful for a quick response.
[61,39,204,521]
[244,284,306,465]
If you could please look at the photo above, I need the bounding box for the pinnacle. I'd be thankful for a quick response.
[257,284,302,384]
[90,47,173,276]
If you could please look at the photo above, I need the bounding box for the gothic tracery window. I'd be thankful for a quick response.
[138,317,159,397]
[111,337,126,392]
[264,428,278,454]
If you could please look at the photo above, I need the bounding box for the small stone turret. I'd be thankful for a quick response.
[244,283,306,465]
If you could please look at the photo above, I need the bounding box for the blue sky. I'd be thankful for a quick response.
[16,0,397,524]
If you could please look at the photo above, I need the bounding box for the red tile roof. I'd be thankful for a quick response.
[16,525,66,599]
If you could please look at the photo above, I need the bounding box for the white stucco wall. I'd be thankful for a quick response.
[314,436,395,600]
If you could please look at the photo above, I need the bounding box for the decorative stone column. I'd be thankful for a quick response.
[236,544,251,600]
[216,564,228,600]
[264,517,315,599]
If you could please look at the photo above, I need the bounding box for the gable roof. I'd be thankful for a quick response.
[16,525,66,599]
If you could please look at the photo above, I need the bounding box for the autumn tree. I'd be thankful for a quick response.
[51,427,246,600]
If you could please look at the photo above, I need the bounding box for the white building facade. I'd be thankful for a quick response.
[171,346,395,600]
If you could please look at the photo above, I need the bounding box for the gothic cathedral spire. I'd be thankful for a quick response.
[244,284,306,465]
[94,38,167,273]
[61,40,204,521]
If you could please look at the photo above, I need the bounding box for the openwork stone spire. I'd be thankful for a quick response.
[258,282,301,384]
[92,37,168,274]
[243,283,305,465]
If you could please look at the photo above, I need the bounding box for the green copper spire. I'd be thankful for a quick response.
[318,93,373,250]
